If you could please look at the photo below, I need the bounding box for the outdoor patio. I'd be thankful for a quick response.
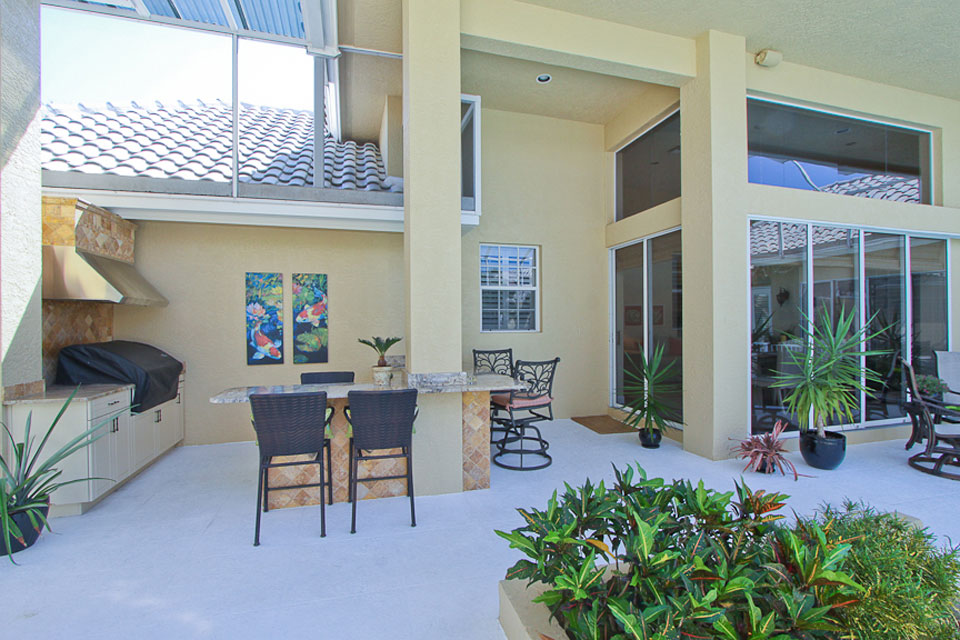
[2,420,957,639]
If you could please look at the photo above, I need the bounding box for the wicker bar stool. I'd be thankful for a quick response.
[345,389,418,533]
[250,392,333,546]
[300,371,355,384]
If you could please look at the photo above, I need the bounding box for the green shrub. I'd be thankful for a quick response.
[496,465,862,640]
[813,502,960,640]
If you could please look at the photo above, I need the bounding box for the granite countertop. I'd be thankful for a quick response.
[4,383,134,406]
[210,373,523,404]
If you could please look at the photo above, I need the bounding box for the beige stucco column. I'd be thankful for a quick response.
[401,0,462,374]
[679,31,750,459]
[0,0,44,400]
[400,0,464,495]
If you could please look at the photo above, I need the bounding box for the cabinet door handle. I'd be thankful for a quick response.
[155,409,162,423]
[112,417,119,433]
[108,400,120,406]
[176,392,182,405]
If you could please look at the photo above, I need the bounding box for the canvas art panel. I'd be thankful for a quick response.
[293,273,328,364]
[246,272,283,365]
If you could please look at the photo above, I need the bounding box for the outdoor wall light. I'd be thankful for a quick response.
[754,49,783,67]
[535,73,552,84]
[776,287,790,307]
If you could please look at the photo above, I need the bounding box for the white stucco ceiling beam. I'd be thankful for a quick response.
[459,0,695,87]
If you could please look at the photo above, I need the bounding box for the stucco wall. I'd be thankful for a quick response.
[114,222,405,445]
[461,108,608,419]
[0,0,43,395]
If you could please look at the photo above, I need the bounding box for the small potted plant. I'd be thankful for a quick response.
[358,336,402,387]
[732,421,799,480]
[621,344,680,448]
[1,390,116,561]
[914,374,950,402]
[773,307,889,470]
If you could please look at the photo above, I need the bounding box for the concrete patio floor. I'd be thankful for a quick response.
[2,419,957,639]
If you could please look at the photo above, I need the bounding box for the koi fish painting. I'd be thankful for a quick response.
[292,273,328,364]
[246,272,283,365]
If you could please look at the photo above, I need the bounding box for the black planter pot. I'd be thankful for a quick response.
[1,505,48,556]
[799,431,846,470]
[639,429,662,449]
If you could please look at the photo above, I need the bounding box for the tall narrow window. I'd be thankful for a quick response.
[748,99,931,204]
[461,95,482,213]
[612,230,683,421]
[750,221,808,433]
[238,38,315,188]
[910,238,948,375]
[864,233,906,420]
[615,111,681,220]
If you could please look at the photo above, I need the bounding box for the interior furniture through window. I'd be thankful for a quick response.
[250,391,333,546]
[345,389,418,533]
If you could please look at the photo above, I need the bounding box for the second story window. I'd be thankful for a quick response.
[747,98,932,204]
[615,110,681,221]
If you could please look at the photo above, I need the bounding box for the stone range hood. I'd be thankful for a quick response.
[41,197,167,307]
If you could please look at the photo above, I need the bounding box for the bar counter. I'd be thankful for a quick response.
[210,373,521,509]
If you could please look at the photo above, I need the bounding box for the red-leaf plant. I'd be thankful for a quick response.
[732,420,800,480]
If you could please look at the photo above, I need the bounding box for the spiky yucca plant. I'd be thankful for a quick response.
[358,336,402,367]
[621,343,680,434]
[772,307,889,439]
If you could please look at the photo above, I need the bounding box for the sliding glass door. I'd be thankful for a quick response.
[612,230,683,421]
[749,220,948,434]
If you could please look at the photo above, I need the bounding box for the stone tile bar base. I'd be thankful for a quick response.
[266,393,493,509]
[462,391,490,491]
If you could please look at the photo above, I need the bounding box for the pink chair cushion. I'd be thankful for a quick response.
[491,393,553,410]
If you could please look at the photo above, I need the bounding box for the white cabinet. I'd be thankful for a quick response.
[4,374,185,515]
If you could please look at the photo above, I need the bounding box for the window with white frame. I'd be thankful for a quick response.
[480,244,539,332]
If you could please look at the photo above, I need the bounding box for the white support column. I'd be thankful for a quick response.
[679,31,750,459]
[0,0,44,398]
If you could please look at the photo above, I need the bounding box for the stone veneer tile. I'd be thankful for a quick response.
[42,301,114,384]
[3,380,45,401]
[462,391,491,491]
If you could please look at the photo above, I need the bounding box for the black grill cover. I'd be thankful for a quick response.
[56,341,183,413]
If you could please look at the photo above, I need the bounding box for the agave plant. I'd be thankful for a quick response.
[1,390,117,562]
[621,343,680,434]
[773,306,889,439]
[732,421,800,480]
[357,336,402,367]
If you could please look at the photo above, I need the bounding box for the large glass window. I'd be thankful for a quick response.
[750,220,949,434]
[616,112,681,220]
[41,7,233,183]
[238,38,315,187]
[613,230,683,421]
[748,99,931,204]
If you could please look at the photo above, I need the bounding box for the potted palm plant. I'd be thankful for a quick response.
[358,336,402,387]
[621,343,680,448]
[772,307,888,470]
[1,390,116,561]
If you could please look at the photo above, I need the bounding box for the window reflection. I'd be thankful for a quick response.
[616,112,681,220]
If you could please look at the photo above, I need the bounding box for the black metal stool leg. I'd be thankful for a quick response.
[318,452,326,537]
[254,463,265,546]
[350,448,359,534]
[325,441,333,505]
[262,457,270,513]
[407,446,416,527]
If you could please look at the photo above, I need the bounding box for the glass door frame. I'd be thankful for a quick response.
[748,216,952,436]
[608,226,681,411]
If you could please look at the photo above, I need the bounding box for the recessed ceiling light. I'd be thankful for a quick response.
[535,73,552,84]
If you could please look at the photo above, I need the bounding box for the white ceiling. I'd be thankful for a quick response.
[461,50,658,125]
[519,0,960,101]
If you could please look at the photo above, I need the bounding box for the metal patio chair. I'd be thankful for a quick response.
[250,392,333,545]
[472,348,515,443]
[492,357,560,471]
[901,359,960,480]
[345,389,418,533]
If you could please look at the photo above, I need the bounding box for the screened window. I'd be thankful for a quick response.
[747,99,931,204]
[480,244,539,332]
[615,111,681,220]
